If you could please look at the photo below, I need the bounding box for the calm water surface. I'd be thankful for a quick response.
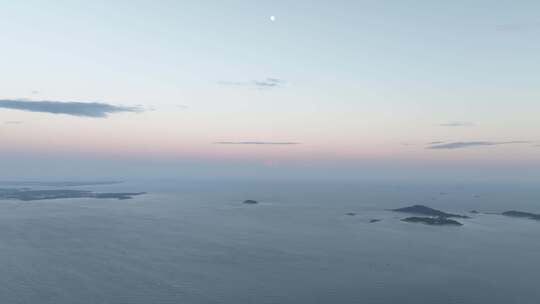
[0,180,539,303]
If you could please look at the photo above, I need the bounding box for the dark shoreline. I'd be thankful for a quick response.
[0,188,145,201]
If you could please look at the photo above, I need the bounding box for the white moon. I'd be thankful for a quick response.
[270,16,276,22]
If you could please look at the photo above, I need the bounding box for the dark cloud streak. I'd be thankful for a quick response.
[438,122,475,127]
[427,141,530,150]
[214,141,299,145]
[0,99,141,118]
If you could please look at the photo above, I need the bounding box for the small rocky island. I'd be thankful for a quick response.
[401,217,463,226]
[243,200,258,204]
[392,205,469,219]
[369,219,381,223]
[392,205,468,226]
[0,188,145,201]
[502,211,540,221]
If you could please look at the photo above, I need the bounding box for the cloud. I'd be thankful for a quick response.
[214,141,299,145]
[4,121,23,124]
[429,141,445,145]
[219,78,286,89]
[0,99,141,118]
[438,122,475,127]
[496,23,540,32]
[427,141,530,150]
[254,78,285,88]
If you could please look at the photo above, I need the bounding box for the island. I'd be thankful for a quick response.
[243,200,258,204]
[502,211,540,221]
[392,205,469,219]
[401,216,463,226]
[346,212,356,216]
[369,219,381,223]
[0,188,145,201]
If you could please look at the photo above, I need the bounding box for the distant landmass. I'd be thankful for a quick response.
[392,205,468,226]
[243,200,258,204]
[502,211,540,221]
[401,216,463,226]
[392,205,469,219]
[0,188,145,201]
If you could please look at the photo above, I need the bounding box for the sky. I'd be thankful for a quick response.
[1,0,539,181]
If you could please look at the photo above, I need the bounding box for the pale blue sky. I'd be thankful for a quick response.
[1,1,539,181]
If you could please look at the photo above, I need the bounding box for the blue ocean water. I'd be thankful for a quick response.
[0,180,539,303]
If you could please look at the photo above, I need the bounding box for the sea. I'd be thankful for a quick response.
[0,179,539,304]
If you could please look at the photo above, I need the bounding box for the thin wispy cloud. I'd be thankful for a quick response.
[219,78,286,90]
[4,121,23,124]
[429,141,445,145]
[254,78,285,88]
[438,122,475,127]
[214,141,299,145]
[496,22,540,32]
[0,99,142,118]
[427,141,530,150]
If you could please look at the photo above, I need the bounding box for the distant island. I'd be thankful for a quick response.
[401,216,463,226]
[392,205,467,226]
[0,188,145,201]
[392,205,469,219]
[502,211,540,221]
[243,200,258,204]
